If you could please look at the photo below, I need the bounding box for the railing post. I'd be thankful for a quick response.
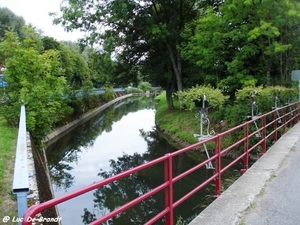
[261,116,267,154]
[297,103,300,122]
[295,103,300,124]
[273,110,278,142]
[241,123,249,173]
[214,135,221,198]
[282,106,286,133]
[290,105,294,127]
[164,154,173,225]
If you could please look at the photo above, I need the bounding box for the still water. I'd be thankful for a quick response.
[46,96,223,225]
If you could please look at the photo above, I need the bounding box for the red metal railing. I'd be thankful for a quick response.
[22,101,300,225]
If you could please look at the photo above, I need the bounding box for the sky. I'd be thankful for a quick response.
[0,0,83,42]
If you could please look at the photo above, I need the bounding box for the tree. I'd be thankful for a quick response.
[0,30,72,145]
[42,36,92,93]
[0,7,25,39]
[0,7,26,63]
[51,0,208,109]
[86,48,117,87]
[182,0,300,96]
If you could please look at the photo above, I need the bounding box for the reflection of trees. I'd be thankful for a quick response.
[82,153,165,225]
[47,147,81,191]
[46,96,155,192]
[82,128,216,224]
[50,162,74,190]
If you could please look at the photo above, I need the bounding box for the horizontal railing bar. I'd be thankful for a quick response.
[221,138,245,156]
[13,104,29,192]
[144,208,170,225]
[173,173,219,208]
[13,104,29,220]
[221,153,245,174]
[170,136,216,157]
[220,122,245,135]
[23,155,169,223]
[248,139,264,153]
[90,182,170,224]
[173,154,218,183]
[22,101,300,225]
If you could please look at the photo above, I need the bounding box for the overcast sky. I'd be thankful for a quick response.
[0,0,83,42]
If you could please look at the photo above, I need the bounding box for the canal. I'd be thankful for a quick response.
[46,96,239,225]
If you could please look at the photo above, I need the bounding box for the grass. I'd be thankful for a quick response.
[155,92,199,145]
[0,115,17,218]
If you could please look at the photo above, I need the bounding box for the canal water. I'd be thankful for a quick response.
[46,96,239,225]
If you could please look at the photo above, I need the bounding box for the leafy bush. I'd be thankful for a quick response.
[138,81,152,92]
[177,85,229,110]
[102,87,115,101]
[225,85,298,127]
[125,87,143,93]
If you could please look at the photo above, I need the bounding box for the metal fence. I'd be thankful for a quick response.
[21,101,300,225]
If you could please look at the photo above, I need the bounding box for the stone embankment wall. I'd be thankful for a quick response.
[44,93,133,147]
[27,132,39,207]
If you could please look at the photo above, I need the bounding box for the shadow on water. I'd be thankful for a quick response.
[46,96,241,225]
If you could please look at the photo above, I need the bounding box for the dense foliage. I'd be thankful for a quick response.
[1,0,300,145]
[181,0,300,97]
[0,8,94,145]
[0,31,73,143]
[53,0,300,107]
[177,85,229,110]
[224,85,298,126]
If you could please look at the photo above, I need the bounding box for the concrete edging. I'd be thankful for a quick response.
[188,122,300,225]
[43,94,133,147]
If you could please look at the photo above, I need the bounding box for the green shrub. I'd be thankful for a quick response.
[225,85,298,127]
[125,87,143,93]
[138,81,152,92]
[102,87,115,101]
[177,85,229,110]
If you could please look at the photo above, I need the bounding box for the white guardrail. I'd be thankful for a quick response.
[12,104,29,223]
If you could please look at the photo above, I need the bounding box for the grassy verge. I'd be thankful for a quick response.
[0,115,17,218]
[155,92,199,145]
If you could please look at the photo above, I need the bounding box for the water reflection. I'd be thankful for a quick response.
[46,96,239,225]
[46,96,165,224]
[47,96,155,192]
[81,127,216,225]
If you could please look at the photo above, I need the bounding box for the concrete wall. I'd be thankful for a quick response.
[44,94,133,147]
[27,132,39,207]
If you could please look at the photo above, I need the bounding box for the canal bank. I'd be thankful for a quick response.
[43,94,133,147]
[188,122,300,225]
[25,94,134,224]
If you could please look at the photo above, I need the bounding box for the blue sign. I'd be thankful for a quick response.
[0,74,7,87]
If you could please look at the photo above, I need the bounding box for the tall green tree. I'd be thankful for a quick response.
[182,0,300,96]
[0,31,72,145]
[51,0,209,109]
[86,48,117,87]
[0,7,26,63]
[42,36,91,92]
[0,7,25,39]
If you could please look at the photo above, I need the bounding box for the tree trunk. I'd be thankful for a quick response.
[166,87,174,110]
[165,74,176,110]
[266,70,270,86]
[166,42,183,92]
